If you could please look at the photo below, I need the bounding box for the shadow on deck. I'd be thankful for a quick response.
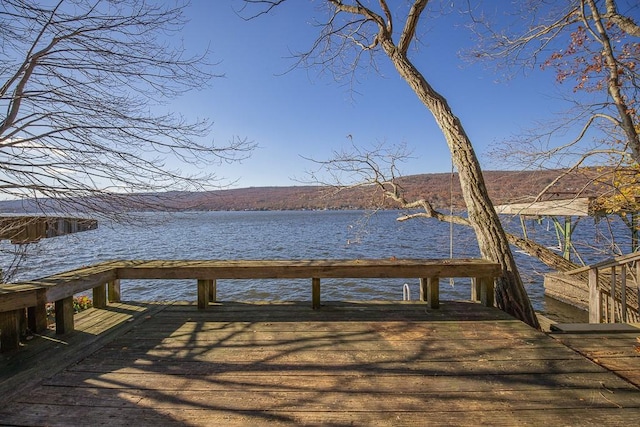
[1,300,640,426]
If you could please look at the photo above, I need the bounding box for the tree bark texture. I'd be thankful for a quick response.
[380,39,540,329]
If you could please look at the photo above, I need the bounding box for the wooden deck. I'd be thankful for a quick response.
[1,301,640,425]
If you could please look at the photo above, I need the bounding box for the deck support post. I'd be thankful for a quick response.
[312,278,320,309]
[637,260,640,318]
[27,289,48,333]
[108,280,121,303]
[471,277,480,302]
[620,265,627,323]
[55,296,74,334]
[422,277,439,309]
[610,267,617,322]
[0,309,22,352]
[93,283,107,309]
[589,268,601,323]
[208,279,217,303]
[197,279,212,309]
[479,277,494,307]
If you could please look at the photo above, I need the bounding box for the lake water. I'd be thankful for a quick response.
[0,210,631,312]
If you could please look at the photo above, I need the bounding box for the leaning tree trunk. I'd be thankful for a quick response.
[381,40,540,329]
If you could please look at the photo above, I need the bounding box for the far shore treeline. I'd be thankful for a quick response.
[0,169,609,214]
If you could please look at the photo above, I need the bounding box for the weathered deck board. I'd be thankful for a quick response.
[1,301,640,426]
[0,302,164,400]
[551,330,640,389]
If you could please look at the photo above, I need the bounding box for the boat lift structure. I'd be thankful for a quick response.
[495,197,595,264]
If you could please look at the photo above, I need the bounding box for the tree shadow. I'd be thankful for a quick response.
[1,300,639,425]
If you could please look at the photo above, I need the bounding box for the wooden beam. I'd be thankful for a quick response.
[610,267,617,322]
[197,279,210,309]
[419,278,427,302]
[479,277,495,307]
[471,277,480,302]
[0,284,41,312]
[208,279,217,303]
[620,265,627,323]
[27,289,47,333]
[426,277,439,309]
[116,259,502,281]
[589,268,601,324]
[43,269,118,302]
[93,284,107,309]
[312,278,320,310]
[0,309,22,352]
[637,261,640,318]
[495,198,591,217]
[108,280,121,303]
[55,296,74,335]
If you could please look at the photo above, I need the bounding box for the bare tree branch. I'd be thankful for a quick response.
[1,0,256,217]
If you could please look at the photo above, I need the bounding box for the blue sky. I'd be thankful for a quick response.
[174,1,566,188]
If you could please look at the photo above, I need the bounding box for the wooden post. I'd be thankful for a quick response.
[27,289,48,333]
[107,279,121,303]
[620,265,627,323]
[479,277,495,307]
[471,277,480,302]
[631,210,638,252]
[208,279,217,303]
[610,266,616,323]
[93,283,107,309]
[637,260,640,318]
[426,277,439,309]
[312,278,320,309]
[55,296,75,334]
[0,309,22,352]
[563,216,572,261]
[588,268,600,324]
[197,279,210,309]
[419,278,427,302]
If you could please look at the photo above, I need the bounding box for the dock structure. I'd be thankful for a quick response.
[544,252,640,324]
[496,197,640,324]
[495,197,593,262]
[0,215,98,244]
[1,301,640,425]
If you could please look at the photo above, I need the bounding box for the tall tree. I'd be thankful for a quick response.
[470,0,639,254]
[243,1,540,328]
[1,0,254,215]
[472,0,638,192]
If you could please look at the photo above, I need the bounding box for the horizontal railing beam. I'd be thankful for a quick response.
[115,259,502,280]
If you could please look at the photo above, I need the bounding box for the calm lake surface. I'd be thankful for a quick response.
[0,210,631,312]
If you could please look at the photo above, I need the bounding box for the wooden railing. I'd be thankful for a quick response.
[587,252,640,324]
[1,258,501,352]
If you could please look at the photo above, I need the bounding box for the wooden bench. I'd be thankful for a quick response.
[116,259,500,310]
[0,261,123,351]
[0,283,45,351]
[1,258,501,352]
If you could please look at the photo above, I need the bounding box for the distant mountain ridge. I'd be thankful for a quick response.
[0,169,605,213]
